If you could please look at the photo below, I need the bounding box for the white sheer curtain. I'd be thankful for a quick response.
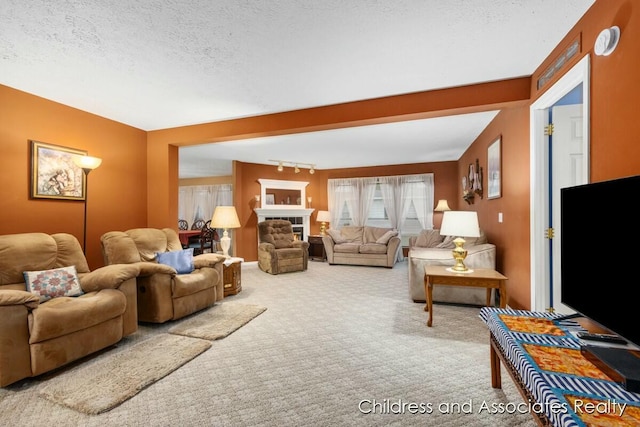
[178,184,233,228]
[328,179,359,226]
[327,173,434,262]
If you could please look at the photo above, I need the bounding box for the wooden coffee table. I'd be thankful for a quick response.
[424,265,507,327]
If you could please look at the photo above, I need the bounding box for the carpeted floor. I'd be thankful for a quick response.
[0,260,536,427]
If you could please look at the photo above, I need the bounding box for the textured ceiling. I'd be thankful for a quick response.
[1,1,595,177]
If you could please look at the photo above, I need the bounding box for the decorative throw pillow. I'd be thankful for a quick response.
[376,230,398,244]
[435,235,457,249]
[327,229,346,244]
[23,265,83,303]
[156,248,195,274]
[414,229,444,248]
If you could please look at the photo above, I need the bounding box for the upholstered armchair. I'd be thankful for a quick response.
[257,220,309,274]
[0,232,140,387]
[100,228,225,323]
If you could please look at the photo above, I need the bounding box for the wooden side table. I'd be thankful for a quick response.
[424,265,507,327]
[223,257,243,297]
[307,234,326,261]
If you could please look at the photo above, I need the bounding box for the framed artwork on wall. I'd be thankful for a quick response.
[487,136,502,199]
[30,140,87,200]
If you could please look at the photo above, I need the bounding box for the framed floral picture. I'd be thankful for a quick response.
[30,140,87,200]
[487,136,502,199]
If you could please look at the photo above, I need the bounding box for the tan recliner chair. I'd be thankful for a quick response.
[257,220,309,274]
[0,232,140,387]
[100,228,225,323]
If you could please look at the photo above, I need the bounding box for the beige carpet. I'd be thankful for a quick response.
[38,334,211,415]
[168,303,267,340]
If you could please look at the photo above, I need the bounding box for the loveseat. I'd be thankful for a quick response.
[0,232,140,387]
[100,228,225,323]
[322,226,401,268]
[408,229,496,305]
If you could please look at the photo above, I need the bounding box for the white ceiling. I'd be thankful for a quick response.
[1,1,595,177]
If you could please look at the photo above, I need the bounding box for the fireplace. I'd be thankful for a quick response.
[254,207,315,242]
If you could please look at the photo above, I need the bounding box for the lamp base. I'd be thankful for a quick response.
[449,237,470,272]
[220,229,231,258]
[320,222,327,235]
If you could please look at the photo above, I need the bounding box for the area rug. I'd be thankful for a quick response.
[168,303,267,340]
[38,334,211,415]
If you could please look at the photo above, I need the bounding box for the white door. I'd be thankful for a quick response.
[550,103,585,314]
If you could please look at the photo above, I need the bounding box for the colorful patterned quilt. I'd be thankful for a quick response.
[480,308,640,427]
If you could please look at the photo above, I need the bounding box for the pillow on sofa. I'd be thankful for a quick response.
[23,265,83,302]
[156,248,195,274]
[376,230,398,244]
[435,235,457,249]
[463,229,488,246]
[414,229,444,248]
[327,229,346,244]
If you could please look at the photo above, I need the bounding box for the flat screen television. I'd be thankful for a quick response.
[561,175,640,391]
[560,174,640,347]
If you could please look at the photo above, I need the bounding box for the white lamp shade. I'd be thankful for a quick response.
[434,199,451,212]
[211,206,240,229]
[440,211,480,238]
[74,155,102,170]
[316,210,331,223]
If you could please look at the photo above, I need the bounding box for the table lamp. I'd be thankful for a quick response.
[316,210,331,235]
[439,210,480,273]
[211,206,241,258]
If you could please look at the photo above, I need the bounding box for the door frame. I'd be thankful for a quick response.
[529,54,590,311]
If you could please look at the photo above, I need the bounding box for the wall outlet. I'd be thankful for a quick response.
[498,212,503,223]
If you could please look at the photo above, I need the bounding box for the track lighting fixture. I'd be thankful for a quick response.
[268,159,316,174]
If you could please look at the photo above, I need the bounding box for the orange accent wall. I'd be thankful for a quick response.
[2,0,640,311]
[0,85,148,269]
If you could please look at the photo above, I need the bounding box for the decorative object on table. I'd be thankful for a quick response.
[316,210,331,235]
[73,154,103,253]
[487,136,502,199]
[439,210,480,273]
[168,303,267,341]
[433,199,451,212]
[211,206,241,258]
[30,140,87,201]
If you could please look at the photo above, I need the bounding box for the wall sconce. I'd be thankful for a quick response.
[307,196,312,208]
[269,159,316,174]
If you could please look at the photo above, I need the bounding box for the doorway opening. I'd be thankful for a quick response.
[529,55,590,312]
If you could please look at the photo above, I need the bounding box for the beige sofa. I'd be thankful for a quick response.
[322,226,401,268]
[408,229,496,305]
[0,232,139,387]
[101,228,225,323]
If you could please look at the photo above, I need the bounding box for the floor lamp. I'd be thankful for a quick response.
[73,155,102,253]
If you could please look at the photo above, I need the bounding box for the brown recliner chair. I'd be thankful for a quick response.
[257,220,309,274]
[0,232,139,387]
[100,228,225,323]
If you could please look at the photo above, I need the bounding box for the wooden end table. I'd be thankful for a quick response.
[307,234,326,261]
[223,257,243,297]
[424,265,507,327]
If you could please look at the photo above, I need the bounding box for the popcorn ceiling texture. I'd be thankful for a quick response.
[1,1,594,174]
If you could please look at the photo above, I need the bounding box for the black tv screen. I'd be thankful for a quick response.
[560,175,640,348]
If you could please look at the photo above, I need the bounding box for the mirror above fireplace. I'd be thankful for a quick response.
[258,179,308,209]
